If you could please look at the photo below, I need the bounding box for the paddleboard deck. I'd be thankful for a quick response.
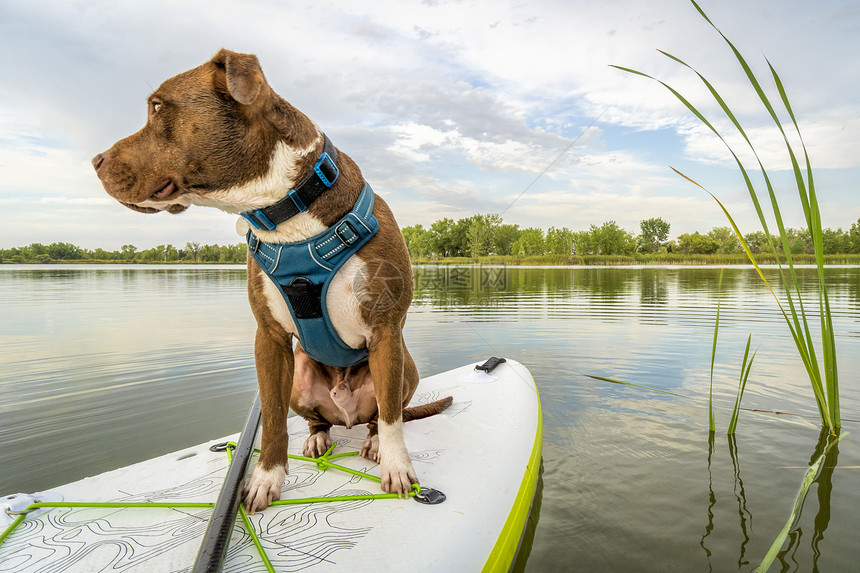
[1,359,542,572]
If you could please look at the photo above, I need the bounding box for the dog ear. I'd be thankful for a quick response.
[211,49,266,105]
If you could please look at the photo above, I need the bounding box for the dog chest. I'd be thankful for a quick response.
[259,255,371,354]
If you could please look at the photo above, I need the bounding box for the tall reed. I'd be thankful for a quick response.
[612,0,840,433]
[727,335,757,435]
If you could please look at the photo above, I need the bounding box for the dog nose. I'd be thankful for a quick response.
[91,153,105,171]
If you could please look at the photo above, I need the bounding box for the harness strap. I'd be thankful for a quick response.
[247,184,376,272]
[246,183,379,367]
[240,134,339,231]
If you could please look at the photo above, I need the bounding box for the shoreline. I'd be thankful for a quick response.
[3,253,860,266]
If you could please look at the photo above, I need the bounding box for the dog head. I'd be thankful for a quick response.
[92,49,319,215]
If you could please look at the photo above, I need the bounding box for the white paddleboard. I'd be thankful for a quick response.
[0,359,542,572]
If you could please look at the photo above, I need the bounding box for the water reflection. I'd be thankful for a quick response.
[512,460,544,573]
[409,265,860,572]
[698,428,844,573]
[702,434,753,572]
[639,268,669,306]
[0,265,258,494]
[776,428,840,572]
[412,265,860,337]
[727,435,753,570]
[701,433,717,568]
[2,264,860,571]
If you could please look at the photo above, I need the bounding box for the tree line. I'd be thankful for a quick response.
[401,215,860,259]
[0,242,246,264]
[3,215,860,263]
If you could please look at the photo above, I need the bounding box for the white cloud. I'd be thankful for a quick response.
[678,112,860,172]
[1,0,858,248]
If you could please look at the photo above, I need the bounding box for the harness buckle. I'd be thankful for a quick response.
[240,210,277,231]
[248,234,260,254]
[314,152,339,188]
[335,221,359,246]
[287,188,307,213]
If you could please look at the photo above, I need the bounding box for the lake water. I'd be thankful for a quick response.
[2,264,859,571]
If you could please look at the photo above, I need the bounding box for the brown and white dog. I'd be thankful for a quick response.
[92,49,433,513]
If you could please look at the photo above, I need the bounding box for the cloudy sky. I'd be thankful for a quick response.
[1,0,858,250]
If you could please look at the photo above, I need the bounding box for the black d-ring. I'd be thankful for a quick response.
[413,487,446,505]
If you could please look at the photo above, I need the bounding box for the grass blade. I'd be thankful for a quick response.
[673,169,834,431]
[728,335,757,435]
[584,375,691,399]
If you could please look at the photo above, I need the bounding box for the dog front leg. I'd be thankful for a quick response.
[243,326,294,513]
[369,328,417,497]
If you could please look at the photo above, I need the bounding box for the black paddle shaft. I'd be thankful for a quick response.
[192,392,262,573]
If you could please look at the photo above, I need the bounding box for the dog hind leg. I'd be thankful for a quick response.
[360,416,380,461]
[303,418,333,458]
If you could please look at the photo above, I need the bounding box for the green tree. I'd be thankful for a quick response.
[493,224,521,256]
[743,230,768,254]
[121,244,138,259]
[849,218,860,254]
[590,221,635,255]
[91,248,116,260]
[572,230,595,255]
[221,244,247,262]
[150,244,180,262]
[450,218,473,257]
[821,228,849,255]
[402,224,431,259]
[512,227,546,256]
[199,244,221,262]
[636,217,671,253]
[185,241,201,262]
[135,247,159,262]
[27,243,48,258]
[545,226,575,255]
[676,232,719,254]
[464,214,501,257]
[524,227,546,255]
[166,244,180,262]
[785,228,813,255]
[428,218,457,257]
[46,242,83,260]
[707,226,741,254]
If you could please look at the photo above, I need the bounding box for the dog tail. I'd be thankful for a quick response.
[403,396,453,422]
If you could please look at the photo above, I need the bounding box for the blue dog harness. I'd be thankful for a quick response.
[243,136,379,368]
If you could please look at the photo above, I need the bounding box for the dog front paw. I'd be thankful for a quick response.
[303,431,332,458]
[375,421,418,497]
[360,433,379,461]
[243,464,286,514]
[380,456,418,497]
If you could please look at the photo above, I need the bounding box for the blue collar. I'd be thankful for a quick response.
[240,134,339,231]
